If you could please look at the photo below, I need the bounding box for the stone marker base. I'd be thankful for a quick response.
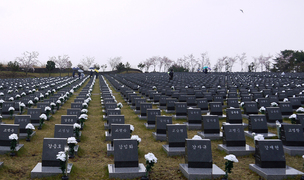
[218,144,255,156]
[249,164,304,180]
[244,131,277,139]
[207,113,226,119]
[152,132,167,141]
[107,144,114,156]
[197,132,223,140]
[173,115,187,120]
[104,123,109,130]
[179,164,225,180]
[162,145,185,156]
[283,146,304,156]
[183,123,201,130]
[164,110,175,113]
[31,163,73,178]
[133,110,140,114]
[19,131,36,140]
[138,115,147,120]
[0,144,24,154]
[144,123,155,129]
[105,131,111,141]
[108,163,146,179]
[267,123,277,128]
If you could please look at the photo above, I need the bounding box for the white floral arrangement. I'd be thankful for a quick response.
[21,92,26,96]
[28,100,33,105]
[117,102,123,109]
[19,102,25,108]
[271,102,278,107]
[50,102,56,107]
[192,135,202,140]
[240,102,244,107]
[39,114,47,120]
[79,114,88,120]
[259,106,266,114]
[131,135,141,143]
[254,134,264,141]
[144,152,157,177]
[45,106,51,112]
[0,92,4,96]
[8,107,15,112]
[25,123,35,130]
[56,100,62,104]
[289,114,297,119]
[283,98,289,102]
[67,137,78,144]
[81,109,88,114]
[73,123,81,129]
[296,107,304,113]
[15,94,20,99]
[171,86,175,90]
[9,97,14,101]
[223,154,238,179]
[130,125,134,133]
[9,133,18,140]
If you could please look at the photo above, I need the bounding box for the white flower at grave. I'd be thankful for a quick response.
[25,123,35,130]
[259,106,266,112]
[171,86,175,90]
[115,108,120,110]
[19,102,25,107]
[8,107,15,111]
[39,114,47,120]
[145,153,157,163]
[254,134,264,141]
[15,94,20,98]
[283,98,289,102]
[130,125,134,132]
[252,132,256,136]
[81,109,88,114]
[52,89,56,93]
[0,99,4,103]
[117,102,123,108]
[152,86,156,89]
[34,97,39,101]
[21,92,26,96]
[9,133,18,140]
[45,92,49,96]
[73,123,81,129]
[271,102,278,107]
[0,115,2,119]
[50,102,56,107]
[56,100,61,104]
[45,106,51,111]
[276,120,281,128]
[68,137,78,144]
[289,114,297,119]
[224,154,238,163]
[265,95,269,98]
[192,135,202,140]
[131,135,141,143]
[0,92,4,96]
[56,151,66,162]
[59,96,64,100]
[84,99,90,104]
[255,99,258,102]
[82,102,88,107]
[9,97,14,101]
[79,114,88,120]
[40,94,44,98]
[240,102,244,107]
[185,86,188,89]
[296,107,304,113]
[28,100,33,105]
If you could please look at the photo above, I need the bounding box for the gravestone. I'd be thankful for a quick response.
[152,115,173,141]
[27,108,42,124]
[0,124,20,146]
[243,101,259,115]
[227,98,239,108]
[31,138,72,178]
[279,102,293,116]
[111,124,131,146]
[37,102,50,113]
[139,103,152,117]
[196,98,208,111]
[1,101,15,115]
[163,124,187,156]
[71,102,82,109]
[186,95,196,106]
[248,115,268,133]
[135,98,146,111]
[187,108,202,124]
[280,124,304,146]
[165,98,177,112]
[145,109,161,129]
[14,115,36,139]
[202,115,220,134]
[67,108,81,118]
[257,98,270,108]
[249,139,304,179]
[209,102,223,116]
[108,139,146,179]
[289,97,301,109]
[174,102,187,118]
[54,124,74,138]
[265,107,282,124]
[105,115,125,131]
[226,108,243,124]
[185,139,212,168]
[61,115,79,124]
[218,123,255,156]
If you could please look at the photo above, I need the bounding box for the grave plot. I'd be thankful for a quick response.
[197,115,222,140]
[152,115,172,141]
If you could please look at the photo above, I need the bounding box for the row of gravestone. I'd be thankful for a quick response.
[104,74,304,179]
[31,75,94,178]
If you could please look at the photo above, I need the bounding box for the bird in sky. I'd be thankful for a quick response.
[240,9,244,13]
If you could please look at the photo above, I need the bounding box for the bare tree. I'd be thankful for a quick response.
[163,58,173,71]
[254,54,272,72]
[100,64,107,72]
[226,56,238,72]
[144,58,152,72]
[236,53,247,72]
[176,58,184,67]
[216,56,228,72]
[15,51,39,77]
[51,55,70,77]
[149,56,159,72]
[186,54,197,72]
[158,56,167,72]
[108,57,122,71]
[199,52,211,71]
[80,56,95,70]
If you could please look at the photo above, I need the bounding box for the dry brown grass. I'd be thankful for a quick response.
[0,75,303,180]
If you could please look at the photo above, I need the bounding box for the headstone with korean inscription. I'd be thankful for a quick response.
[61,115,79,124]
[71,102,82,109]
[201,115,220,134]
[105,115,125,131]
[27,108,42,124]
[248,115,268,133]
[54,124,74,138]
[1,101,15,115]
[108,139,146,179]
[280,124,304,146]
[0,124,21,147]
[186,95,196,107]
[265,107,282,123]
[289,97,301,109]
[278,102,293,116]
[103,109,121,120]
[162,124,187,156]
[31,138,72,178]
[139,102,152,117]
[152,115,172,141]
[243,101,259,115]
[196,98,208,111]
[209,102,223,116]
[226,108,243,124]
[165,98,177,112]
[145,109,161,129]
[179,139,225,179]
[227,98,239,108]
[14,115,36,139]
[67,108,81,118]
[186,108,202,130]
[110,124,131,146]
[174,102,188,118]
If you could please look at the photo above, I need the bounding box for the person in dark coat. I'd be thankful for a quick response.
[168,69,174,81]
[90,70,93,78]
[78,71,81,79]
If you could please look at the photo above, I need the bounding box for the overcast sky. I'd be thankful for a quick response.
[1,0,303,71]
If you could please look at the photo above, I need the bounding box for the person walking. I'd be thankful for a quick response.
[168,69,174,81]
